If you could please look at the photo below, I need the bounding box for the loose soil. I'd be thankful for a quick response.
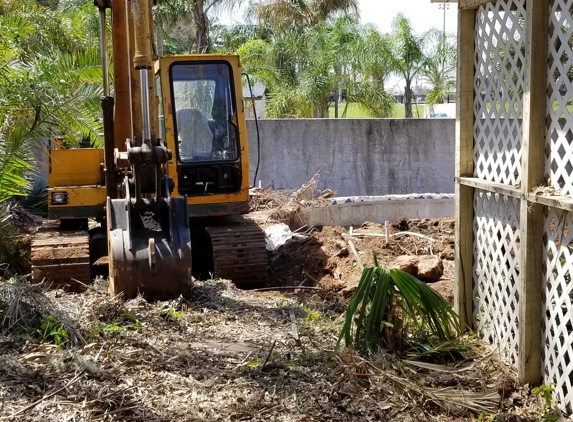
[258,216,456,302]
[0,193,550,421]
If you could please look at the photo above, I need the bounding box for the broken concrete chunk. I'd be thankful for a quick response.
[264,223,306,251]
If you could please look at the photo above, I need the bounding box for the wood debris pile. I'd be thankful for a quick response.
[249,171,334,223]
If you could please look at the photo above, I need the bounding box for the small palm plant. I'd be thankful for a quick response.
[338,242,460,353]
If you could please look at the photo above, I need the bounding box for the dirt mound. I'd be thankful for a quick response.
[264,217,456,299]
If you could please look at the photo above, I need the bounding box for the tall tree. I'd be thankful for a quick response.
[154,0,244,54]
[349,25,395,117]
[421,28,456,110]
[238,17,395,118]
[0,0,104,200]
[255,0,358,33]
[388,14,427,118]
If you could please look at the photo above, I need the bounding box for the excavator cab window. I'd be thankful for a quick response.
[171,62,239,163]
[170,61,242,196]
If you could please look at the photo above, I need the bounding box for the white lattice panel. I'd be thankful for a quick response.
[473,0,526,186]
[473,191,521,365]
[543,208,573,414]
[547,0,573,197]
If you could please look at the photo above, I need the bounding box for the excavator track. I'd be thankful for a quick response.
[31,221,90,291]
[205,217,268,286]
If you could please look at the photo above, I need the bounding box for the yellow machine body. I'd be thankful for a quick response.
[37,0,266,298]
[48,148,106,219]
[157,54,251,216]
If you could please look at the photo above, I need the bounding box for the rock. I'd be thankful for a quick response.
[392,217,409,231]
[391,255,444,282]
[440,246,455,261]
[417,255,444,282]
[341,284,358,298]
[264,223,306,251]
[392,256,419,276]
[427,279,454,303]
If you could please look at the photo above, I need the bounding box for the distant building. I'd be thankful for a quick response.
[243,81,266,119]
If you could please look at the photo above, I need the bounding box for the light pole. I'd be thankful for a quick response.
[438,2,450,40]
[437,1,451,104]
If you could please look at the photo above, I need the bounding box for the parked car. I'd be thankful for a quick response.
[429,113,449,118]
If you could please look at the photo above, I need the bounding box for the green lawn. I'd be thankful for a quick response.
[328,103,426,118]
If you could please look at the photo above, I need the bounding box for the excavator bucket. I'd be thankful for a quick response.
[107,196,192,299]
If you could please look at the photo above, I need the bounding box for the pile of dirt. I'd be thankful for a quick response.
[253,211,456,301]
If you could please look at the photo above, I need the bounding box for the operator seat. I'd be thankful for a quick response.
[176,107,213,161]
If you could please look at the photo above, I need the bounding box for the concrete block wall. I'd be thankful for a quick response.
[247,118,455,196]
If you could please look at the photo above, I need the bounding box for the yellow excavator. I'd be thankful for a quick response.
[31,0,267,299]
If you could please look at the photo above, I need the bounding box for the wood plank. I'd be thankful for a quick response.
[32,264,91,285]
[517,0,548,386]
[457,177,522,199]
[455,7,476,330]
[527,194,573,212]
[460,0,495,10]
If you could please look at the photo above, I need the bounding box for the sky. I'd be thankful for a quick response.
[220,0,459,36]
[358,0,458,35]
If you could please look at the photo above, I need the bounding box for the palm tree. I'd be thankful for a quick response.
[421,28,457,111]
[154,0,245,54]
[255,0,359,33]
[348,25,395,117]
[238,17,396,118]
[211,22,271,54]
[0,0,104,200]
[388,14,427,118]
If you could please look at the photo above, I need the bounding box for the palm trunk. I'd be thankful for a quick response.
[404,79,413,118]
[193,0,208,53]
[157,23,164,57]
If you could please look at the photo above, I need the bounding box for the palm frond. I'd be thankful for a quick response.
[339,244,461,354]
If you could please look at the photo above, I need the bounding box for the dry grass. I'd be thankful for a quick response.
[0,278,549,421]
[249,169,334,225]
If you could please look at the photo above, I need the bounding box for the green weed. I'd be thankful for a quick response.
[91,322,123,337]
[19,316,69,346]
[533,383,559,422]
[305,309,320,322]
[167,308,183,319]
[338,244,460,354]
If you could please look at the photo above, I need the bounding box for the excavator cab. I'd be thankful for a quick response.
[160,58,244,199]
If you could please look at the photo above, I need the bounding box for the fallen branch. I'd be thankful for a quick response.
[391,232,435,242]
[70,278,101,293]
[361,361,499,414]
[343,232,435,242]
[262,340,277,370]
